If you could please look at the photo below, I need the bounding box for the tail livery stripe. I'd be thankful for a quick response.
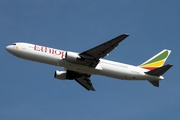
[140,49,171,70]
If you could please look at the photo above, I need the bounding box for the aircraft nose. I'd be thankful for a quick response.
[6,45,14,53]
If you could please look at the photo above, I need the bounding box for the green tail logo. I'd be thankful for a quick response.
[139,49,171,70]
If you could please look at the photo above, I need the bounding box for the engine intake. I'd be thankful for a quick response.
[64,51,81,62]
[54,70,67,80]
[54,70,73,80]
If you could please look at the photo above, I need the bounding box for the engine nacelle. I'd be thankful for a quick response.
[54,70,67,80]
[65,51,81,62]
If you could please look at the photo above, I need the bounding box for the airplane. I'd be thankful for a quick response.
[6,34,173,91]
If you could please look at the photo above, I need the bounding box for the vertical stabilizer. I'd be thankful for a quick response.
[139,49,171,70]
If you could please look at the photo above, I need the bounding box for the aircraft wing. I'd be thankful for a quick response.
[79,34,129,67]
[66,70,95,91]
[64,34,129,90]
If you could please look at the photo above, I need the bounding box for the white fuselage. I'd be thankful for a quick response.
[6,42,163,81]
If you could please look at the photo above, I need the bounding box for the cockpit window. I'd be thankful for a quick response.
[12,43,16,45]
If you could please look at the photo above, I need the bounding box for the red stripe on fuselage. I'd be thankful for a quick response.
[141,67,157,70]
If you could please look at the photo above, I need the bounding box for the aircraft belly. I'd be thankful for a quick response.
[64,63,96,74]
[99,65,130,80]
[98,64,153,80]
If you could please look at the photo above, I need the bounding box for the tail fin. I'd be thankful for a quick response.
[139,49,171,70]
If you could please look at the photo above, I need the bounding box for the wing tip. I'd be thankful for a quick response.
[89,89,96,91]
[122,33,129,36]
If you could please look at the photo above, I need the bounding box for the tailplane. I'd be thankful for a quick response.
[145,64,173,76]
[139,49,171,70]
[146,64,173,87]
[139,49,173,87]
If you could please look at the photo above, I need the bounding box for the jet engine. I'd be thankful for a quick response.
[54,70,67,80]
[64,51,82,62]
[54,70,73,80]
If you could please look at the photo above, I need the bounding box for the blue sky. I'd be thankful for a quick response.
[1,0,180,120]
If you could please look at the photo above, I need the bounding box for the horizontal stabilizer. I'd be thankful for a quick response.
[148,81,159,87]
[145,64,173,76]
